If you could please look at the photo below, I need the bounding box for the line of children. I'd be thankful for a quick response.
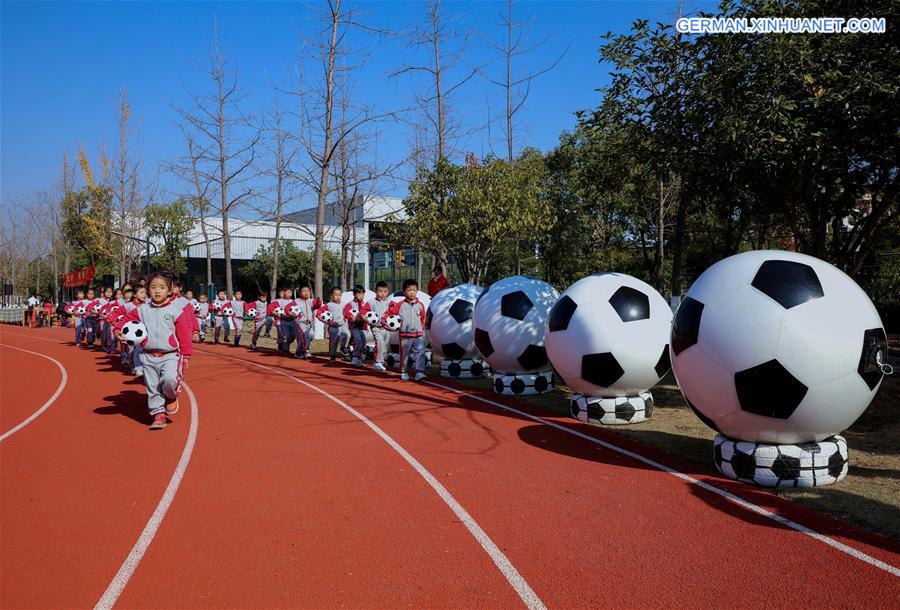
[66,276,432,429]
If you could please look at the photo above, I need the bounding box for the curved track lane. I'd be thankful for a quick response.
[0,342,67,440]
[2,327,898,608]
[0,328,191,608]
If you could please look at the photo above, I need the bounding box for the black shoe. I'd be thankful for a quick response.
[329,355,336,363]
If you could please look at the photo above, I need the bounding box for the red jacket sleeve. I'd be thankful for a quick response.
[175,304,195,358]
[381,300,399,325]
[266,301,279,316]
[342,302,355,320]
[419,302,427,327]
[113,307,142,334]
[315,304,329,317]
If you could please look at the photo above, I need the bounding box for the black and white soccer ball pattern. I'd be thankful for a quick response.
[425,284,483,360]
[671,250,888,445]
[385,347,433,369]
[546,273,672,397]
[713,434,848,487]
[473,275,559,375]
[492,371,555,395]
[570,392,654,425]
[440,358,489,379]
[121,320,148,346]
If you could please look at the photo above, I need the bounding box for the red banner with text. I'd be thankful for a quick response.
[63,265,95,288]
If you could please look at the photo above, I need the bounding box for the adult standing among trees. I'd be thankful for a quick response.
[427,266,448,297]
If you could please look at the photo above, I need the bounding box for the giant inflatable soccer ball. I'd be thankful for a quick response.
[671,250,888,445]
[546,273,672,397]
[425,284,483,360]
[473,276,560,375]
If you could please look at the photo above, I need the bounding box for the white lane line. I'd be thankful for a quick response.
[203,350,546,610]
[421,379,900,578]
[0,343,69,442]
[94,382,200,610]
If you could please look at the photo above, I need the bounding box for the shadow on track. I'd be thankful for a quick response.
[94,390,154,425]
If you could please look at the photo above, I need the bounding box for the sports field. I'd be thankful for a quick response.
[2,325,897,608]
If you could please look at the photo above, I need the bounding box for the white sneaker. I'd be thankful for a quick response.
[373,363,386,371]
[415,372,426,381]
[400,373,410,381]
[135,369,144,378]
[351,358,362,366]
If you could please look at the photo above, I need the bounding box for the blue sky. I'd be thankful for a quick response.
[1,0,715,211]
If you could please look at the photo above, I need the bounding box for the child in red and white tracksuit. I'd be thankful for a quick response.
[267,288,297,353]
[383,279,427,381]
[362,281,392,371]
[249,292,269,349]
[228,290,246,347]
[194,294,210,341]
[316,287,349,362]
[115,273,194,430]
[293,285,320,358]
[344,286,369,366]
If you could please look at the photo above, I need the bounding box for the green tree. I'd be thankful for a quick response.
[396,152,555,284]
[144,199,194,275]
[240,240,340,296]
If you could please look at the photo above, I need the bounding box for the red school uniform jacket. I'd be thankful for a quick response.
[114,297,195,359]
[343,300,368,330]
[383,298,427,338]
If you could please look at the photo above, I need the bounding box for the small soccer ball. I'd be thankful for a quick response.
[365,311,380,326]
[384,314,402,331]
[348,308,359,321]
[221,306,234,317]
[75,305,86,316]
[273,306,285,318]
[472,275,560,375]
[319,310,333,324]
[65,304,74,314]
[671,250,889,444]
[287,304,301,317]
[545,273,673,397]
[121,320,148,346]
[192,302,202,314]
[247,307,259,318]
[426,283,483,360]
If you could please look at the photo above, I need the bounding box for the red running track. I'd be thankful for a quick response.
[1,325,898,608]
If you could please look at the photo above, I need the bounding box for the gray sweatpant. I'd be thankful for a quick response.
[142,352,183,416]
[327,324,349,357]
[399,336,426,374]
[372,329,390,365]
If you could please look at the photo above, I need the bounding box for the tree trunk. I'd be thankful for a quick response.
[218,58,233,297]
[670,196,689,298]
[654,178,665,293]
[313,1,340,302]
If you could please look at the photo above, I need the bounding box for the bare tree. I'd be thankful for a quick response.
[177,20,259,296]
[112,87,144,285]
[289,0,398,300]
[481,0,569,162]
[255,101,300,298]
[391,0,478,164]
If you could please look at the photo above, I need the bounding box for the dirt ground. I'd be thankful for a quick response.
[229,329,899,542]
